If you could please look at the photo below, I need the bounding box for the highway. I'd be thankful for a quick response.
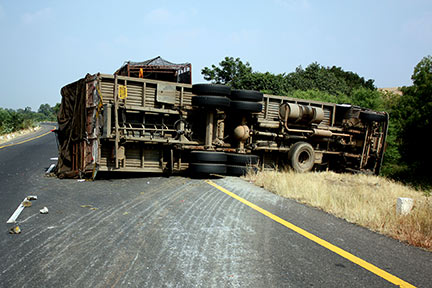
[0,123,431,287]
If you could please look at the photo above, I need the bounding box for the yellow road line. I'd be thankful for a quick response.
[0,128,54,149]
[206,180,416,288]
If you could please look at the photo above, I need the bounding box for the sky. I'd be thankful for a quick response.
[0,0,431,111]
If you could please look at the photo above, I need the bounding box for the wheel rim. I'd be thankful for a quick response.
[298,150,311,166]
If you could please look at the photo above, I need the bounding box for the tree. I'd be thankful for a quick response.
[38,103,53,119]
[285,63,350,95]
[202,57,377,101]
[328,66,375,91]
[201,57,253,88]
[0,108,13,134]
[350,87,384,110]
[0,103,60,135]
[393,56,432,181]
[287,89,350,104]
[52,103,61,116]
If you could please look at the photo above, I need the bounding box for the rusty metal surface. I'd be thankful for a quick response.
[59,73,388,178]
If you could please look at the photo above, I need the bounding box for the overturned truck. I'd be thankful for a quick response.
[57,66,388,179]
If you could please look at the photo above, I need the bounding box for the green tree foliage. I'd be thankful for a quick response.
[287,89,350,104]
[0,108,30,134]
[201,57,253,88]
[38,104,54,119]
[392,56,432,184]
[286,63,349,95]
[202,57,379,108]
[0,103,59,135]
[0,108,13,134]
[350,87,384,110]
[328,66,375,91]
[52,103,61,116]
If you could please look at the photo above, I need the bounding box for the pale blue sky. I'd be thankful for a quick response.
[0,0,431,110]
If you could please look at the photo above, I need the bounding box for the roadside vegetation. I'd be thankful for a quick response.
[247,170,432,251]
[205,56,432,250]
[203,55,432,189]
[0,103,59,136]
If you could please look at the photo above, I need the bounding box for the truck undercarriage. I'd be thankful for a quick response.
[57,68,388,179]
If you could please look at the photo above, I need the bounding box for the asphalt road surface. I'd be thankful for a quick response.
[0,123,431,287]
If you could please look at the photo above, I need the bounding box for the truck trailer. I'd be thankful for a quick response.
[56,65,388,179]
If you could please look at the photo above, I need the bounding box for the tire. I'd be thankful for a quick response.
[192,95,230,109]
[226,165,247,176]
[189,151,227,163]
[192,84,231,96]
[189,163,226,175]
[288,142,315,173]
[359,111,387,123]
[230,101,263,113]
[226,153,259,165]
[230,89,263,102]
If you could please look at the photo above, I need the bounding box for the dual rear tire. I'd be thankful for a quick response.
[189,151,227,175]
[188,151,259,177]
[192,84,263,112]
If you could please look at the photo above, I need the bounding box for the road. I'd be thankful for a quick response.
[0,123,431,287]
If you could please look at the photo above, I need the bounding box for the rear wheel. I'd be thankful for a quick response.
[189,163,226,175]
[189,151,227,163]
[192,95,231,109]
[230,89,263,102]
[230,101,262,113]
[192,84,231,96]
[288,142,315,173]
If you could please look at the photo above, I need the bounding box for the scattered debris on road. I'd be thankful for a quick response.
[46,163,56,174]
[22,200,32,207]
[6,195,38,224]
[40,207,49,214]
[81,204,98,210]
[9,225,21,234]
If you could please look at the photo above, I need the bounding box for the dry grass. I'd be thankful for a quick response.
[246,170,432,251]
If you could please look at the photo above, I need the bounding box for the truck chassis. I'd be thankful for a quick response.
[56,73,388,178]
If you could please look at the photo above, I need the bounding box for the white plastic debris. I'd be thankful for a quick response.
[50,157,58,161]
[396,197,414,215]
[6,196,38,224]
[77,179,85,182]
[40,207,49,214]
[46,163,56,174]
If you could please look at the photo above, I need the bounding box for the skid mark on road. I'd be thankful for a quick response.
[38,179,189,287]
[86,180,193,287]
[144,180,262,287]
[134,182,221,286]
[206,180,416,288]
[2,178,191,288]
